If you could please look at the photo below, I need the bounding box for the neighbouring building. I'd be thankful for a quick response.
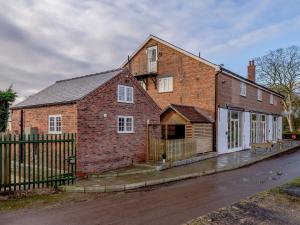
[123,35,284,154]
[11,69,161,174]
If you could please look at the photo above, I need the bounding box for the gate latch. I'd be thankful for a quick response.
[67,156,76,164]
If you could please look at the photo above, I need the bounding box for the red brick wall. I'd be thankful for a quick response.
[77,70,160,174]
[11,104,77,134]
[217,73,283,114]
[126,39,217,118]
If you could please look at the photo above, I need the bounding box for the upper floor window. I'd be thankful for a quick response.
[158,76,173,93]
[257,89,262,101]
[48,115,62,134]
[147,46,157,73]
[118,116,134,133]
[240,82,246,96]
[118,85,133,103]
[270,94,274,105]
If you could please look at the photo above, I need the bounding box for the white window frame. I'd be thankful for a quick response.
[118,85,134,103]
[147,46,158,73]
[270,94,274,105]
[257,89,262,101]
[48,115,62,134]
[240,82,246,96]
[118,116,134,133]
[158,76,173,93]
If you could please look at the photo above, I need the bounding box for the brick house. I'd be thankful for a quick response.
[11,69,160,174]
[123,35,284,154]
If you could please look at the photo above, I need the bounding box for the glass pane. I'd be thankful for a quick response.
[126,87,133,102]
[126,117,132,132]
[118,86,125,101]
[118,117,125,132]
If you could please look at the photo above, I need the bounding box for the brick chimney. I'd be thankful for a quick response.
[247,60,256,82]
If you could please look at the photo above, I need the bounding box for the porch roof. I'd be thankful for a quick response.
[162,104,214,123]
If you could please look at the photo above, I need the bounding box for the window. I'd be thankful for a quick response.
[257,89,262,101]
[147,46,157,73]
[118,116,134,133]
[118,85,133,103]
[48,115,62,134]
[270,94,274,105]
[240,82,246,96]
[158,76,173,93]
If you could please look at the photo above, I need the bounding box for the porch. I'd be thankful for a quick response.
[147,104,214,163]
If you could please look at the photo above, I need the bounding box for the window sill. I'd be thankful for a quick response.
[117,131,135,134]
[158,91,173,94]
[117,100,134,104]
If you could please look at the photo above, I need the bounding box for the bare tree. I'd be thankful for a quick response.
[256,46,300,132]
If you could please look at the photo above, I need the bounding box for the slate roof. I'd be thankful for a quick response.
[12,68,123,109]
[164,104,214,123]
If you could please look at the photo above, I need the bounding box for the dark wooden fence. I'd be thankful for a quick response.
[0,133,76,192]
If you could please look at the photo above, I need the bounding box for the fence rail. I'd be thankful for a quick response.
[148,138,212,162]
[0,133,76,192]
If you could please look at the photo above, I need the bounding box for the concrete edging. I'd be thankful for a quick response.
[59,145,299,193]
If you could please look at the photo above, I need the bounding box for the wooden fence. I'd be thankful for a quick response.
[0,133,76,192]
[147,138,212,162]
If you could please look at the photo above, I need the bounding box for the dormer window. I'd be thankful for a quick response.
[240,82,246,96]
[147,46,157,73]
[257,89,262,101]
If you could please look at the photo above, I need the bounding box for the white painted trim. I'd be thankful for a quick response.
[117,116,134,133]
[117,85,134,103]
[121,35,219,69]
[158,76,173,93]
[48,114,62,134]
[240,82,247,96]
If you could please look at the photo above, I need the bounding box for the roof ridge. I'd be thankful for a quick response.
[56,68,122,83]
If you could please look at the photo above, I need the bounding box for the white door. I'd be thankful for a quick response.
[147,46,157,73]
[228,110,243,151]
[217,108,228,154]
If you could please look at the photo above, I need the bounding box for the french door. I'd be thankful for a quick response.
[251,114,267,144]
[228,110,242,150]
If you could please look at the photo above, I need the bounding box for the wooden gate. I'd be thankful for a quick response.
[0,133,76,192]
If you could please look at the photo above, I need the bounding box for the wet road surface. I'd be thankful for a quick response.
[1,149,300,225]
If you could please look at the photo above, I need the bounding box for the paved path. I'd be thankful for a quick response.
[61,142,300,192]
[1,148,300,225]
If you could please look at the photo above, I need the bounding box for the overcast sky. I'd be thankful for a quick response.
[1,0,300,103]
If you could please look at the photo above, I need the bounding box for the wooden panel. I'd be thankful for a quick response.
[161,109,188,124]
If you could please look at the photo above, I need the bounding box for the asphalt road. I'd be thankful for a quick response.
[1,149,300,225]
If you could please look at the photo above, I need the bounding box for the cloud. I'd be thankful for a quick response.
[0,0,300,104]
